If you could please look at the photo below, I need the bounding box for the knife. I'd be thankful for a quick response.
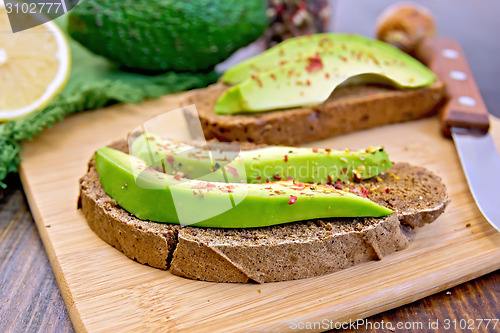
[415,36,500,231]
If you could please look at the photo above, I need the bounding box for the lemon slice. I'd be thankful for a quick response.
[0,1,70,120]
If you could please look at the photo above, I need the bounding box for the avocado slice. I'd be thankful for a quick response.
[95,147,392,228]
[222,33,348,85]
[216,33,436,114]
[130,133,392,184]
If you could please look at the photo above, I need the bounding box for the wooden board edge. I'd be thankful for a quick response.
[261,262,500,332]
[18,166,88,333]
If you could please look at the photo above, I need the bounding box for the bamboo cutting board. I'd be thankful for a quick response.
[19,91,500,333]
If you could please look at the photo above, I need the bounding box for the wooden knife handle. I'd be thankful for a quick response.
[415,36,490,136]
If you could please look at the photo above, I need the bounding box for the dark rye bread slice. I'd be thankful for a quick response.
[182,81,444,146]
[78,141,448,283]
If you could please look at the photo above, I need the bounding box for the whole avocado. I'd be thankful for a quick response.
[67,0,268,71]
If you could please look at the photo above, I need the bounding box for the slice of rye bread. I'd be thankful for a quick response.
[181,81,444,146]
[78,140,448,283]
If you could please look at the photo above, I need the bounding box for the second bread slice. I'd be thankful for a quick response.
[183,82,444,145]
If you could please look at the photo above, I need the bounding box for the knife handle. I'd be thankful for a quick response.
[416,36,490,136]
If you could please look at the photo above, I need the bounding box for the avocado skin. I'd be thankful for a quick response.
[95,147,392,228]
[67,0,267,71]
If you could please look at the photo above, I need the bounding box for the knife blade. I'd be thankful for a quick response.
[416,36,500,231]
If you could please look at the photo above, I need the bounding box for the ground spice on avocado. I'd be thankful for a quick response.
[305,53,323,73]
[251,75,263,87]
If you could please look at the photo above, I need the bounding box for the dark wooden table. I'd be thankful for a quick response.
[1,1,499,332]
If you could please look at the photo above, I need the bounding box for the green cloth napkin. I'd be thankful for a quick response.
[0,18,219,187]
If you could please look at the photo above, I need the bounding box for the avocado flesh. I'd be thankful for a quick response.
[131,133,392,184]
[216,33,436,114]
[222,33,352,85]
[95,147,392,228]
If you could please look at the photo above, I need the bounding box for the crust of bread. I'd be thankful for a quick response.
[182,81,445,145]
[78,143,448,283]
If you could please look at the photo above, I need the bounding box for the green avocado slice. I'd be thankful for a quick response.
[216,33,435,114]
[222,33,353,85]
[130,133,392,184]
[95,147,392,228]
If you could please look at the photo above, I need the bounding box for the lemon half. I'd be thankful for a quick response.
[0,1,70,120]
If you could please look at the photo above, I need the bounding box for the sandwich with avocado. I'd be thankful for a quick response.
[79,135,447,283]
[78,34,448,283]
[183,33,444,145]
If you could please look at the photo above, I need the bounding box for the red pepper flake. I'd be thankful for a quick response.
[166,155,174,165]
[270,73,277,81]
[325,72,330,79]
[279,60,287,66]
[265,186,272,190]
[340,56,348,62]
[385,188,390,194]
[284,155,288,162]
[274,174,282,180]
[288,195,298,205]
[225,165,239,178]
[312,148,318,153]
[305,53,324,73]
[287,69,295,77]
[173,174,181,181]
[306,79,311,86]
[251,75,263,87]
[274,190,281,194]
